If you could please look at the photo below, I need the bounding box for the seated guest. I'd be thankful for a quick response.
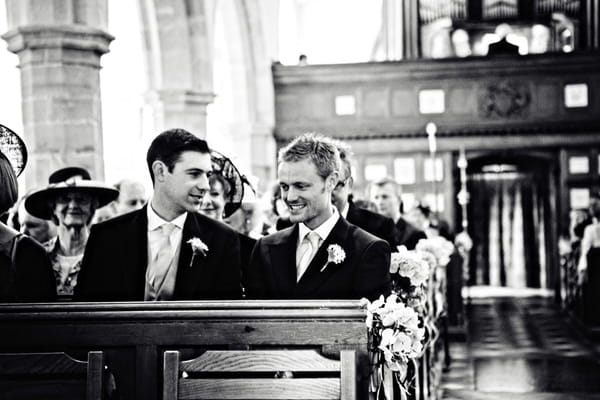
[199,162,256,294]
[17,193,57,244]
[25,167,119,300]
[75,128,242,301]
[245,133,391,300]
[370,177,426,250]
[331,139,398,249]
[0,128,55,302]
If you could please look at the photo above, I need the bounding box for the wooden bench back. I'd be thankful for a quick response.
[163,349,356,400]
[0,351,104,400]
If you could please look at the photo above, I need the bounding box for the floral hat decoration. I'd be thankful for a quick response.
[210,150,254,218]
[0,124,27,177]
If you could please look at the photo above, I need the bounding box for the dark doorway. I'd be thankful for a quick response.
[466,153,556,289]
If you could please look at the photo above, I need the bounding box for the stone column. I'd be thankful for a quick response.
[138,0,215,138]
[2,0,113,188]
[143,90,215,138]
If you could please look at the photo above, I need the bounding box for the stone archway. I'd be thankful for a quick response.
[137,0,276,188]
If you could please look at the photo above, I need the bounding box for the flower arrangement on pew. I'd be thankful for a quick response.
[361,236,456,400]
[360,294,425,400]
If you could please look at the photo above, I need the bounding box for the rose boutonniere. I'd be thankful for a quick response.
[320,244,346,272]
[187,237,208,267]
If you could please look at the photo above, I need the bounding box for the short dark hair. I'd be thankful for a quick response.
[278,133,340,179]
[146,128,210,184]
[332,139,353,179]
[0,151,18,214]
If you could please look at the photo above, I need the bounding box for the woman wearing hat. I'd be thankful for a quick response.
[0,124,56,302]
[25,167,118,299]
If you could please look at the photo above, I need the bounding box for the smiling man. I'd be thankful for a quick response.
[245,133,391,300]
[75,129,242,301]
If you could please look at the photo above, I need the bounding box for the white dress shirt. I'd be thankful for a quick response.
[296,207,340,277]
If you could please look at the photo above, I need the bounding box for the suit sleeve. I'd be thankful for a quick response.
[244,237,268,299]
[73,225,102,301]
[354,239,391,301]
[15,237,56,302]
[212,229,243,299]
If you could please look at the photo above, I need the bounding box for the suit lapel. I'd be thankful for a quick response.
[268,225,299,295]
[296,218,350,296]
[174,213,213,298]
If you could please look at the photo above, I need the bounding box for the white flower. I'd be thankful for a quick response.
[390,246,430,287]
[187,237,208,267]
[320,244,346,272]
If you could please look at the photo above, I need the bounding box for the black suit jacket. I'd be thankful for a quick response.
[346,201,398,250]
[75,206,242,301]
[394,217,427,250]
[245,217,391,300]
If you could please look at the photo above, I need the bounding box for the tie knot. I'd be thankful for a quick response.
[305,231,320,248]
[160,223,175,236]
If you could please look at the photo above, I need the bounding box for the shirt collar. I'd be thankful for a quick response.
[147,201,187,232]
[298,206,340,243]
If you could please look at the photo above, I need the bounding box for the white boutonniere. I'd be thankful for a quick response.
[187,237,208,267]
[320,244,346,272]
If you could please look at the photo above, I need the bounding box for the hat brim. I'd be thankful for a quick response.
[211,150,249,218]
[25,181,119,220]
[0,124,27,177]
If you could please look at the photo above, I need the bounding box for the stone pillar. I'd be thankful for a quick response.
[143,90,215,138]
[2,0,113,188]
[138,0,215,138]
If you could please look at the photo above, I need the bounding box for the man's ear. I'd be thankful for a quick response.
[152,160,167,182]
[348,176,354,192]
[325,170,339,192]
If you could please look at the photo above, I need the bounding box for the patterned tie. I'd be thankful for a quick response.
[297,231,321,281]
[149,223,176,292]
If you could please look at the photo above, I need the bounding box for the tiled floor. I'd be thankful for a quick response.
[441,295,600,399]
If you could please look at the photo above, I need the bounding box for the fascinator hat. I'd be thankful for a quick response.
[210,150,254,218]
[0,124,27,177]
[25,166,119,220]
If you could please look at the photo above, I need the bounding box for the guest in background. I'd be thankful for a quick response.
[17,195,56,244]
[330,139,398,249]
[370,177,426,250]
[200,173,231,222]
[245,133,391,300]
[0,127,55,302]
[578,197,600,283]
[75,128,242,301]
[25,167,119,300]
[114,179,147,215]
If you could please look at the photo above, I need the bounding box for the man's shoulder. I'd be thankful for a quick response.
[91,208,143,233]
[258,225,295,245]
[343,218,387,247]
[189,212,239,238]
[349,205,394,227]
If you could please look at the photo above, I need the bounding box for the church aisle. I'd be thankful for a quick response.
[441,296,600,399]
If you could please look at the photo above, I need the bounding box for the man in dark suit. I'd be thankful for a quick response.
[245,133,391,300]
[331,140,398,249]
[370,177,426,250]
[75,128,242,301]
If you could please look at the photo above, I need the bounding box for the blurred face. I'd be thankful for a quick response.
[19,212,55,244]
[53,190,95,228]
[331,167,352,213]
[278,158,338,230]
[405,207,427,230]
[116,182,146,214]
[200,179,226,221]
[371,183,400,221]
[155,150,212,216]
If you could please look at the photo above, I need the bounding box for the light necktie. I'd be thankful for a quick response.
[149,223,176,293]
[297,231,320,281]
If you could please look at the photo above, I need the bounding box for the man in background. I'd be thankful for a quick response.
[370,177,426,250]
[114,179,147,215]
[330,140,398,249]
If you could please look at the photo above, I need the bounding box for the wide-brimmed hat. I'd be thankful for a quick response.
[25,166,119,220]
[0,123,27,177]
[210,150,254,218]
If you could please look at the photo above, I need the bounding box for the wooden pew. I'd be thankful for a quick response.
[0,300,368,400]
